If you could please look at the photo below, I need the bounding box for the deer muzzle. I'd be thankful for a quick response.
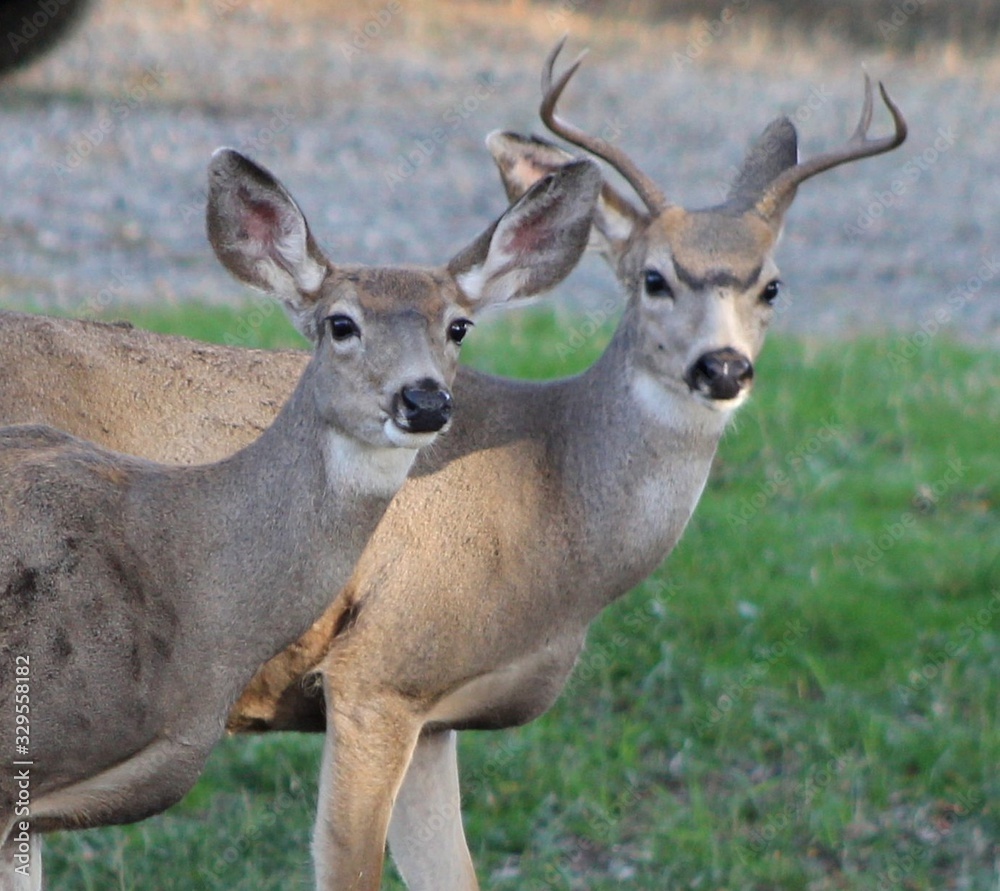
[393,381,454,434]
[685,348,755,402]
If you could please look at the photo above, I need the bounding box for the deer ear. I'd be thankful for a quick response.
[724,117,799,218]
[206,148,330,340]
[447,155,601,309]
[486,130,576,203]
[486,130,645,268]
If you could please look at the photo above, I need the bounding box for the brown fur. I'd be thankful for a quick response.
[0,313,306,465]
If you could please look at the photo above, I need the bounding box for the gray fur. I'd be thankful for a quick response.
[0,147,599,882]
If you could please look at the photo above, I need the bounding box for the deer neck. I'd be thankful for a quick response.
[555,318,732,602]
[145,359,416,668]
[577,315,731,453]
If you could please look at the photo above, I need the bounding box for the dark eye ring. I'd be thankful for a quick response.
[448,318,473,345]
[760,279,781,305]
[327,314,360,342]
[643,269,674,299]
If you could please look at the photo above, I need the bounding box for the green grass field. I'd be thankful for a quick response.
[40,303,999,890]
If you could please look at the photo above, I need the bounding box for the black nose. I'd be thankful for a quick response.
[395,381,453,433]
[685,348,754,401]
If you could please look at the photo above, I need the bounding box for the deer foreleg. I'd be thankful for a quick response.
[388,729,479,891]
[312,691,419,891]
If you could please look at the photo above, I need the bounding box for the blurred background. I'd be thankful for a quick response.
[0,0,997,345]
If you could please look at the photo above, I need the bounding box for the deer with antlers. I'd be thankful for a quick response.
[223,42,905,889]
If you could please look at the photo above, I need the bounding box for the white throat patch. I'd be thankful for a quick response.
[631,370,731,436]
[322,430,418,497]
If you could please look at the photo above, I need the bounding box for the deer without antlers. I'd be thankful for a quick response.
[0,146,601,887]
[221,43,905,889]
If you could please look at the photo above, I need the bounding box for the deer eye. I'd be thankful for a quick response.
[327,314,360,341]
[448,318,473,345]
[760,279,781,305]
[643,269,674,299]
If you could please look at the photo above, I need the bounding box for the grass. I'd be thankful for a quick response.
[40,302,999,890]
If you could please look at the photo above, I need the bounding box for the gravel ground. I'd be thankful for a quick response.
[1,0,997,347]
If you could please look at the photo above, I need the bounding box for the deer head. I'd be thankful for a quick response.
[489,39,906,413]
[207,147,603,451]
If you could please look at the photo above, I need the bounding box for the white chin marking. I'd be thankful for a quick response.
[383,419,442,450]
[695,389,750,412]
[632,370,744,432]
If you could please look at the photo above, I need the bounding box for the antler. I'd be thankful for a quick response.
[754,74,907,221]
[540,37,668,216]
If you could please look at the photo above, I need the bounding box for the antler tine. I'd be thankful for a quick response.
[756,74,907,221]
[853,71,876,140]
[540,38,668,216]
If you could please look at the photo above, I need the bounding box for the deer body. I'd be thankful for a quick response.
[0,371,391,830]
[0,310,307,465]
[310,340,726,728]
[0,145,600,886]
[254,197,770,891]
[0,44,905,890]
[274,46,905,890]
